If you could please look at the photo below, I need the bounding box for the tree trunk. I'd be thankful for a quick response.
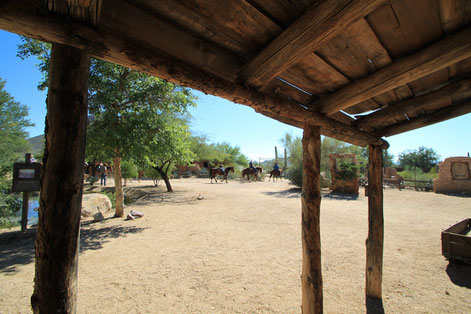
[301,124,323,313]
[113,154,124,217]
[366,144,384,299]
[152,166,173,192]
[31,44,89,313]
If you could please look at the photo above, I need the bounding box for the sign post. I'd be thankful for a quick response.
[12,153,41,232]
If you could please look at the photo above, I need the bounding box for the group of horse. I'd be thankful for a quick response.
[209,166,282,183]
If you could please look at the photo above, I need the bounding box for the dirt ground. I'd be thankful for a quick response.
[1,177,470,313]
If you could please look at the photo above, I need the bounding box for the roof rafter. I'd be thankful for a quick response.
[0,0,388,148]
[376,100,471,137]
[310,26,471,115]
[354,78,471,129]
[238,0,385,89]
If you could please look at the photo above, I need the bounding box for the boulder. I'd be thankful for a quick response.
[93,212,105,222]
[82,193,112,218]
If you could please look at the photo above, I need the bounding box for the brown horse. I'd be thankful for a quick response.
[242,166,262,182]
[268,169,282,182]
[210,166,234,183]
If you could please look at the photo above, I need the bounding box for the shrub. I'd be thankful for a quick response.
[0,192,22,228]
[286,165,303,187]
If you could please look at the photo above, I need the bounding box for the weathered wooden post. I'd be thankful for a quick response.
[366,144,384,299]
[31,43,89,313]
[20,153,32,232]
[301,124,323,313]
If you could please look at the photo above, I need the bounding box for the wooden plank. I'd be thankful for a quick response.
[44,0,101,25]
[0,0,388,148]
[377,100,471,137]
[131,0,281,59]
[311,25,471,115]
[354,78,471,129]
[366,144,384,299]
[31,43,89,313]
[238,0,385,88]
[315,18,392,80]
[246,0,315,28]
[440,0,471,34]
[302,124,323,313]
[98,0,243,81]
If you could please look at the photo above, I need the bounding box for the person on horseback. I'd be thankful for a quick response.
[273,162,280,174]
[219,163,225,173]
[249,160,257,172]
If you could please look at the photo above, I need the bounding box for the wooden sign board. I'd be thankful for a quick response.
[12,162,41,192]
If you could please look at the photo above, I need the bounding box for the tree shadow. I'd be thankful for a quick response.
[263,188,301,198]
[0,228,36,274]
[323,192,359,201]
[0,223,146,274]
[446,261,471,288]
[366,296,385,314]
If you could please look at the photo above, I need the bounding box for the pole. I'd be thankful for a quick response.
[20,153,31,233]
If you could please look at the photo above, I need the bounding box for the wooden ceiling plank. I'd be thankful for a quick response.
[354,78,471,129]
[377,100,471,137]
[97,0,243,82]
[440,0,471,34]
[238,0,385,88]
[311,25,471,115]
[0,0,387,148]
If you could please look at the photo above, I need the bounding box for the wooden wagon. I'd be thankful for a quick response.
[442,218,471,264]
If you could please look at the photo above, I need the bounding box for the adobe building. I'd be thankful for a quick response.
[434,157,471,194]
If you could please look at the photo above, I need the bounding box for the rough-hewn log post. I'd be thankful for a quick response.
[301,124,323,313]
[366,144,384,299]
[31,43,89,313]
[113,153,124,217]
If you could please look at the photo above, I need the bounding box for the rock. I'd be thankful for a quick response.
[126,209,144,220]
[197,193,204,200]
[81,193,112,218]
[93,212,105,222]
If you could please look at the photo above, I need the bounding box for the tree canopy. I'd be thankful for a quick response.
[398,146,440,173]
[0,78,33,177]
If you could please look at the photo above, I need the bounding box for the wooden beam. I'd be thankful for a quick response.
[302,124,323,313]
[0,0,388,148]
[44,0,102,25]
[354,78,471,129]
[377,100,471,137]
[238,0,385,89]
[311,26,471,115]
[366,144,384,299]
[31,43,89,313]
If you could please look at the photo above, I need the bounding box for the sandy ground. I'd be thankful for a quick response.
[1,177,470,313]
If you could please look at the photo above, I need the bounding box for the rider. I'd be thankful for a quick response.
[249,160,257,172]
[273,162,280,174]
[219,163,225,173]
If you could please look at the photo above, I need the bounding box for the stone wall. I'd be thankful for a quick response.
[434,157,471,194]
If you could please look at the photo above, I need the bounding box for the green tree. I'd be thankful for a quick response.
[18,38,196,216]
[0,78,33,177]
[398,146,440,173]
[189,136,249,169]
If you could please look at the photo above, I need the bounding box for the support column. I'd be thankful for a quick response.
[301,124,323,313]
[31,43,90,313]
[366,144,384,298]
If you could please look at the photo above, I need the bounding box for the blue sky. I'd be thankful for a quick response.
[1,30,470,162]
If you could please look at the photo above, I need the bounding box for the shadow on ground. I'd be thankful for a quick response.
[323,192,359,201]
[446,261,471,288]
[0,223,146,274]
[263,188,360,201]
[263,188,301,198]
[366,296,385,314]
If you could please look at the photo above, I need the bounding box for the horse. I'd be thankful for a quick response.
[210,166,234,183]
[268,169,282,182]
[242,166,262,182]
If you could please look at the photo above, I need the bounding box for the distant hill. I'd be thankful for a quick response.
[27,134,45,156]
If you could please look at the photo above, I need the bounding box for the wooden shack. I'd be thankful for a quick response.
[1,0,470,312]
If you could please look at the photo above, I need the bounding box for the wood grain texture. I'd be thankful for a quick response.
[366,144,384,299]
[239,0,385,88]
[312,26,471,114]
[31,43,89,313]
[354,78,471,129]
[0,0,388,148]
[302,125,323,313]
[377,99,471,137]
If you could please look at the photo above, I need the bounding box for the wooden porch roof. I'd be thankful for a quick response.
[1,0,470,147]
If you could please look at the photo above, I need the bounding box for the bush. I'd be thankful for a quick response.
[286,165,303,187]
[0,191,22,228]
[121,160,138,180]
